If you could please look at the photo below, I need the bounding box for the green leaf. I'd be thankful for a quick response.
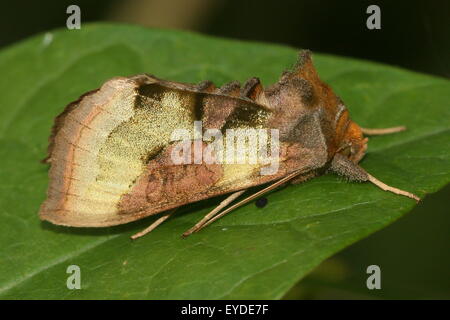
[0,23,448,299]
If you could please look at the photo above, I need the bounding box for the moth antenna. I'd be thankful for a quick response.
[361,126,406,135]
[190,170,303,235]
[182,190,246,237]
[367,173,420,202]
[130,209,177,240]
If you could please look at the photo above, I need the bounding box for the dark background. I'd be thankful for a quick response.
[2,0,449,78]
[1,0,449,299]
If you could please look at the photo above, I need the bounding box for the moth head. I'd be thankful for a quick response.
[338,120,368,163]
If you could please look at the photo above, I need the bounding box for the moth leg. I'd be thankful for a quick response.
[130,209,176,240]
[366,174,420,201]
[188,170,304,235]
[360,126,406,135]
[330,154,420,201]
[182,190,246,237]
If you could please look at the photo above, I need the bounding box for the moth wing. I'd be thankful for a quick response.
[115,78,325,221]
[40,75,200,227]
[40,71,327,227]
[40,75,273,227]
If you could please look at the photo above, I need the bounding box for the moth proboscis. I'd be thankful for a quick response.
[39,50,420,239]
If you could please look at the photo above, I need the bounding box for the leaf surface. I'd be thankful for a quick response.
[0,24,448,299]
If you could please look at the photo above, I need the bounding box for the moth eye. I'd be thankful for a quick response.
[340,145,351,156]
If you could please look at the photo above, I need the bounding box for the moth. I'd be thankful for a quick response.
[39,50,419,239]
